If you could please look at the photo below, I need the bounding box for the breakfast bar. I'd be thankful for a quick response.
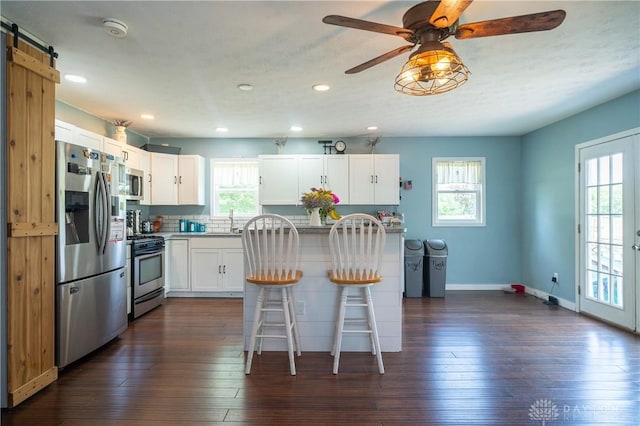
[242,226,405,352]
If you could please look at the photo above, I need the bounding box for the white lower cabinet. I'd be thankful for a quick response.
[166,239,190,292]
[126,244,131,315]
[166,237,243,297]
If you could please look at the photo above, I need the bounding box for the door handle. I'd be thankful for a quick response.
[632,244,640,251]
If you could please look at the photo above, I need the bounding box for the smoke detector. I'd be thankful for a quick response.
[103,19,128,38]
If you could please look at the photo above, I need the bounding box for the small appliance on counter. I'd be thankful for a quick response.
[126,209,142,235]
[141,220,154,234]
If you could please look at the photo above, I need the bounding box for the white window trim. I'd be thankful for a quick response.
[432,157,486,227]
[210,158,260,219]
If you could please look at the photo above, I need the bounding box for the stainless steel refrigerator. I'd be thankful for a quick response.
[55,140,128,367]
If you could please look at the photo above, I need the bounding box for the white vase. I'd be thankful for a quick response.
[309,207,321,226]
[114,125,127,143]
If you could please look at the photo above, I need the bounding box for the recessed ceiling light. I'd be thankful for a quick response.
[312,84,330,92]
[140,114,154,120]
[237,84,254,91]
[367,126,378,131]
[216,127,229,132]
[64,74,87,83]
[290,126,303,132]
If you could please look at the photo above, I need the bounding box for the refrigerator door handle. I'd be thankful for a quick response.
[96,171,109,254]
[94,171,103,252]
[103,172,112,254]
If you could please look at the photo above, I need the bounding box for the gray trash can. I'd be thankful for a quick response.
[404,240,424,297]
[424,239,447,297]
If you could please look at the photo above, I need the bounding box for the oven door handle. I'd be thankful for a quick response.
[135,250,164,260]
[135,287,164,304]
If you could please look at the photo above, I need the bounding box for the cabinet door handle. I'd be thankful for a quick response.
[223,265,226,274]
[375,175,378,183]
[320,175,323,184]
[149,174,152,183]
[174,176,177,184]
[218,265,222,274]
[259,176,263,184]
[124,151,129,161]
[370,175,374,183]
[179,176,182,184]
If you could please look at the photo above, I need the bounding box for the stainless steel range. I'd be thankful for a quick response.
[129,235,165,319]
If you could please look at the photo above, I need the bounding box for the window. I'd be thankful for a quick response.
[210,159,259,217]
[432,157,485,227]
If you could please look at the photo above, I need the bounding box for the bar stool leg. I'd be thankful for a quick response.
[365,287,384,374]
[281,288,296,375]
[246,287,266,374]
[332,286,348,374]
[286,287,302,356]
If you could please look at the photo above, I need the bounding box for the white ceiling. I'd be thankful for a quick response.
[2,1,639,139]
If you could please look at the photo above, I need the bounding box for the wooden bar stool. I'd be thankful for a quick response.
[328,213,386,375]
[243,214,303,375]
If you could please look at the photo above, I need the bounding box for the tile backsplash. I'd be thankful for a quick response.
[157,214,313,233]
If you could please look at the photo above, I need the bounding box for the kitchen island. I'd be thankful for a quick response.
[243,226,405,352]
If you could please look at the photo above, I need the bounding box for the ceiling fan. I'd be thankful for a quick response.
[323,0,566,95]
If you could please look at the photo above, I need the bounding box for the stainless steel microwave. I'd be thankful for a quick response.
[125,167,144,201]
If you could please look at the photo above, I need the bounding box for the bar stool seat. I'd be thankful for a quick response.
[328,213,386,375]
[243,214,302,375]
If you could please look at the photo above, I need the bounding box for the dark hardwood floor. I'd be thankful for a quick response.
[2,291,639,425]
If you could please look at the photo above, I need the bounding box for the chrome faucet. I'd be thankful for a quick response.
[229,209,234,233]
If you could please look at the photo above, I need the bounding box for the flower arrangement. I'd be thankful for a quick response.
[300,187,340,223]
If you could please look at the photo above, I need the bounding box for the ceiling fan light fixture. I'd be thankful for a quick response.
[394,41,469,96]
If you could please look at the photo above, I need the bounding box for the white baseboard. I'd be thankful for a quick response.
[445,284,506,291]
[445,284,576,311]
[525,287,576,311]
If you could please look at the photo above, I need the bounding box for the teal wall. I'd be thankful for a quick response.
[520,90,640,302]
[56,100,149,147]
[148,135,523,286]
[56,90,640,295]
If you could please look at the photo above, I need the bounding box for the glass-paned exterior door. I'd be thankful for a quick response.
[578,133,638,331]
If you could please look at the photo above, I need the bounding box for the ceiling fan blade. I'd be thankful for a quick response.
[323,15,413,41]
[345,45,414,74]
[429,0,474,28]
[455,10,566,39]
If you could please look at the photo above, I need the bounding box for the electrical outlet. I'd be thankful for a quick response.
[295,300,305,316]
[552,273,559,283]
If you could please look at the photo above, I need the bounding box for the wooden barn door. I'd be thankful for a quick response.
[5,34,60,406]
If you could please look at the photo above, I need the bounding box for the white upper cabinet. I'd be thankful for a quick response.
[102,136,123,159]
[103,136,143,167]
[259,155,300,205]
[150,152,179,205]
[126,147,141,168]
[178,155,205,205]
[323,155,350,204]
[138,150,151,206]
[72,127,102,151]
[349,154,399,205]
[55,120,74,143]
[298,155,349,204]
[298,155,324,193]
[261,154,397,206]
[150,153,205,205]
